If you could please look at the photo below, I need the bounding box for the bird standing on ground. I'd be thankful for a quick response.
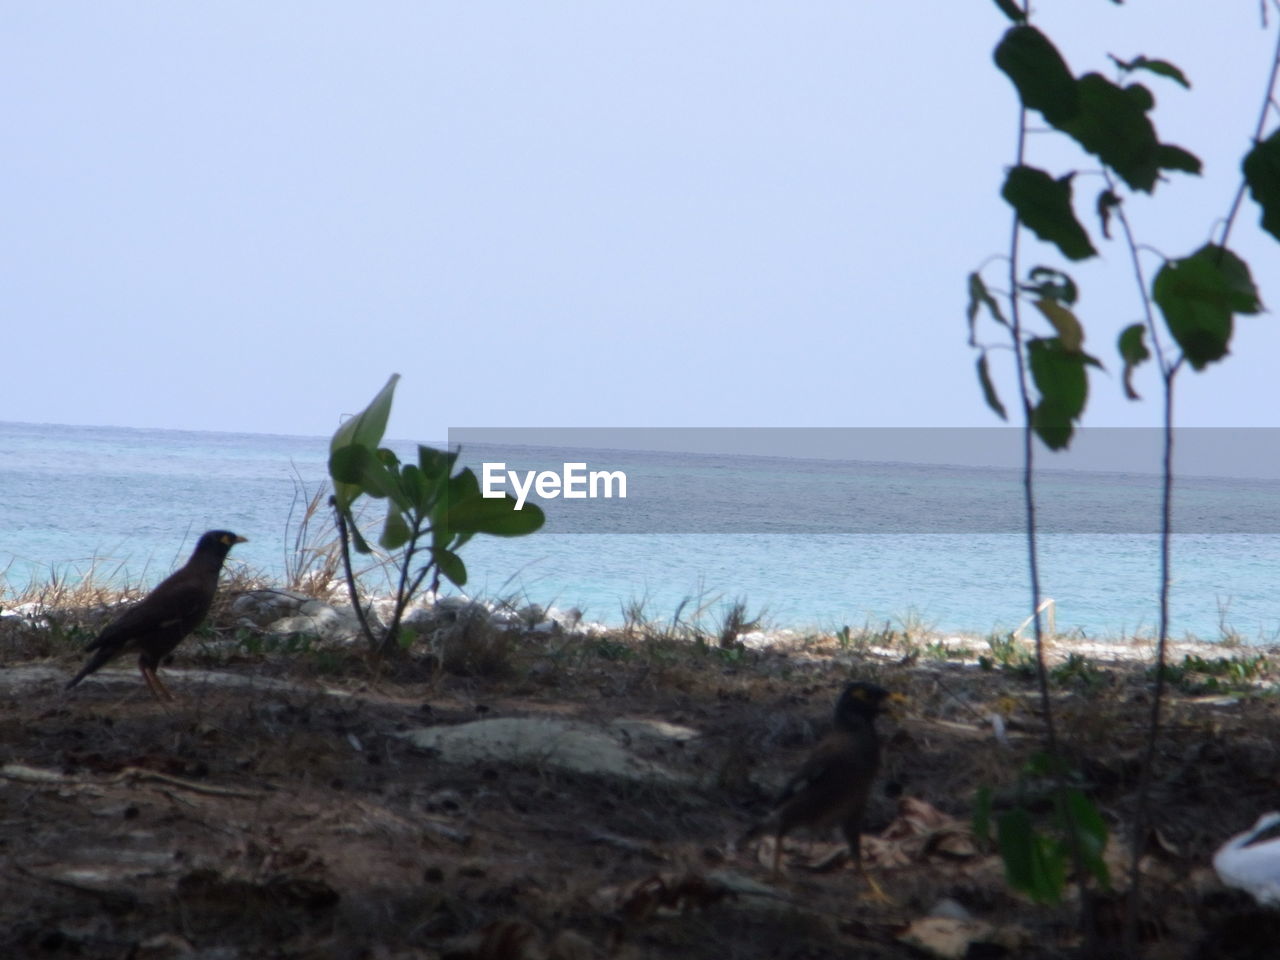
[741,680,902,896]
[65,530,247,702]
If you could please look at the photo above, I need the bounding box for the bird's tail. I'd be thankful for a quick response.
[65,648,113,690]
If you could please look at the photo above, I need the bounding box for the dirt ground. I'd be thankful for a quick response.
[3,628,1280,960]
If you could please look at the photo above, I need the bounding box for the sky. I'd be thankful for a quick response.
[4,2,1278,443]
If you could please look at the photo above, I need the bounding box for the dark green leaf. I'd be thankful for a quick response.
[400,464,440,515]
[991,0,1026,24]
[994,26,1079,126]
[1022,266,1078,305]
[1063,789,1111,888]
[330,374,400,512]
[1154,245,1262,371]
[330,444,409,508]
[1034,299,1084,352]
[973,786,994,845]
[1108,54,1191,89]
[450,494,548,538]
[348,523,372,555]
[1156,144,1202,175]
[432,547,468,588]
[976,354,1008,421]
[1060,74,1161,193]
[998,809,1066,904]
[1028,338,1095,450]
[1096,190,1121,240]
[417,445,459,487]
[1243,129,1280,243]
[1122,82,1154,112]
[1002,166,1097,261]
[966,272,1008,343]
[1117,323,1151,400]
[329,444,375,486]
[379,501,412,551]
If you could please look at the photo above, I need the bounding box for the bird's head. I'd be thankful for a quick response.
[834,681,903,727]
[195,530,249,559]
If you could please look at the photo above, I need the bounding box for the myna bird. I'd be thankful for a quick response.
[65,530,247,702]
[741,680,901,896]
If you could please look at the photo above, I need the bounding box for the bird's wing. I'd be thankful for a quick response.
[774,736,849,804]
[88,575,215,651]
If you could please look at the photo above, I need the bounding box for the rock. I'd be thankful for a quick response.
[267,601,362,643]
[397,717,696,786]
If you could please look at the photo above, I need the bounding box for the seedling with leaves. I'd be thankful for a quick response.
[328,374,545,657]
[974,752,1110,906]
[970,3,1280,950]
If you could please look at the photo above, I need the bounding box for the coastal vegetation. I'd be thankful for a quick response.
[967,0,1280,951]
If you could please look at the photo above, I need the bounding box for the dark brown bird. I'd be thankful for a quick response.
[65,530,247,701]
[741,680,901,895]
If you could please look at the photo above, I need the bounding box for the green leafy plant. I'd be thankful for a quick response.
[978,632,1037,678]
[1050,652,1108,695]
[969,4,1280,948]
[328,374,545,656]
[974,754,1110,906]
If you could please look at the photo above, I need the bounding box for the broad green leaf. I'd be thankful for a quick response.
[1028,338,1098,450]
[432,547,468,588]
[1123,83,1154,113]
[1034,298,1084,352]
[1153,245,1262,371]
[330,374,400,511]
[1117,323,1150,400]
[1064,789,1111,888]
[994,26,1079,126]
[991,0,1025,24]
[1108,54,1190,89]
[449,492,547,537]
[1096,190,1121,240]
[1157,143,1202,175]
[1060,74,1161,193]
[998,809,1066,904]
[1002,166,1096,261]
[379,500,413,550]
[400,463,440,515]
[330,444,408,509]
[1243,129,1280,243]
[329,444,375,486]
[417,445,459,486]
[976,354,1008,421]
[966,272,1008,344]
[1022,266,1078,305]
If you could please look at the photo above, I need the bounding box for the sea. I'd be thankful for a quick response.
[2,420,1278,644]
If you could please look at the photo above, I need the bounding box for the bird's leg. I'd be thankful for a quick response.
[845,823,893,904]
[859,866,892,904]
[139,663,175,703]
[772,830,784,875]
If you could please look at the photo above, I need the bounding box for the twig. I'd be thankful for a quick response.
[330,496,380,651]
[0,762,266,799]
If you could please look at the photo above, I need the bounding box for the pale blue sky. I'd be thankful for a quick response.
[4,3,1277,440]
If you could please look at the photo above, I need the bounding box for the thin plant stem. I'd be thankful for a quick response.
[1004,1,1094,945]
[330,497,380,652]
[1220,11,1280,250]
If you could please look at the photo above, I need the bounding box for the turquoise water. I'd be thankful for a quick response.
[2,420,1277,642]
